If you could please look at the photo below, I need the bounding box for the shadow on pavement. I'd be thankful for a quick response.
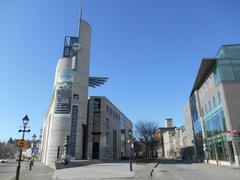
[157,159,194,165]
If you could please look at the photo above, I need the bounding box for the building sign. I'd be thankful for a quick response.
[55,70,74,114]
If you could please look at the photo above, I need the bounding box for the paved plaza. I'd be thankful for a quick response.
[152,159,240,180]
[1,159,240,180]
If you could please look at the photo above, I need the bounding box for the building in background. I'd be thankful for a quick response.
[165,118,173,128]
[187,44,240,167]
[155,118,176,157]
[162,127,181,159]
[87,96,132,160]
[181,102,195,161]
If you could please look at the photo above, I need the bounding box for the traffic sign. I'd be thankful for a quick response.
[16,140,28,149]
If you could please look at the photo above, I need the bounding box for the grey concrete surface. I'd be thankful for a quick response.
[53,162,156,180]
[0,159,18,180]
[152,159,240,180]
[9,160,53,180]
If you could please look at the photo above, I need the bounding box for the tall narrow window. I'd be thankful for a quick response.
[213,96,216,107]
[94,99,101,109]
[106,118,110,129]
[205,104,208,114]
[218,92,221,104]
[70,106,78,157]
[208,101,211,111]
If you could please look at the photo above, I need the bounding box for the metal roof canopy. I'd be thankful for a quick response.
[89,77,108,88]
[191,58,217,95]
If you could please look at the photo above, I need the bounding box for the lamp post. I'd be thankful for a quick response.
[15,115,31,180]
[128,129,133,171]
[31,134,37,167]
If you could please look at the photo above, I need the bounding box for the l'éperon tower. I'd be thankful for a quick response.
[40,13,92,167]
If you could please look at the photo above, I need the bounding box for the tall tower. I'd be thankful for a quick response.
[40,11,107,167]
[165,118,173,128]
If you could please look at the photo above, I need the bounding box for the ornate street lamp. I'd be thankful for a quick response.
[15,115,31,180]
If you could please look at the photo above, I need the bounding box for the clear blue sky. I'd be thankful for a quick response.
[0,0,239,141]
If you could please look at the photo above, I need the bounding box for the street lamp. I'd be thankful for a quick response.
[15,115,31,180]
[128,129,133,171]
[31,134,37,167]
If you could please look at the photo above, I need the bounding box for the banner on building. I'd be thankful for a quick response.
[54,70,74,114]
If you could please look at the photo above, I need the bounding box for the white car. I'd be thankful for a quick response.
[0,159,8,163]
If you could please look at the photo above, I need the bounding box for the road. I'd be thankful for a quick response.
[0,159,18,180]
[152,159,240,180]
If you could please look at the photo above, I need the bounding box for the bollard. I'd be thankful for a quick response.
[29,160,33,170]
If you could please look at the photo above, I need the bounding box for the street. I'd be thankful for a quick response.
[0,159,17,180]
[1,159,240,180]
[152,159,240,180]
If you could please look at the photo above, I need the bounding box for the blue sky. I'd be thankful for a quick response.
[0,0,240,141]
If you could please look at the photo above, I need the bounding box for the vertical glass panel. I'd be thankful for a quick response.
[210,143,216,160]
[213,96,216,107]
[232,65,240,80]
[218,92,221,104]
[213,67,221,86]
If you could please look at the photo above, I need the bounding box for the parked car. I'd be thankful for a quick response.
[0,159,8,163]
[176,156,183,162]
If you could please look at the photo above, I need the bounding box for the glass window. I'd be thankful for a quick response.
[210,143,216,160]
[208,101,211,111]
[73,94,79,100]
[232,65,240,80]
[217,92,221,104]
[106,105,109,112]
[94,99,101,109]
[219,65,234,81]
[213,96,216,107]
[106,118,110,129]
[214,67,221,86]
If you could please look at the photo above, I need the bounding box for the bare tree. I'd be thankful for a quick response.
[135,120,160,159]
[0,138,17,158]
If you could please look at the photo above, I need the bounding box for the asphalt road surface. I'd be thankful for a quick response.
[0,159,18,180]
[152,159,240,180]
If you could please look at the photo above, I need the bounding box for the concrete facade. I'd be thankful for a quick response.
[183,102,194,147]
[40,16,132,168]
[87,96,132,160]
[40,19,91,167]
[162,128,181,158]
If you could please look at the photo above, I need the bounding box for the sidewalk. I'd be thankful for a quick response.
[53,162,156,180]
[10,160,54,180]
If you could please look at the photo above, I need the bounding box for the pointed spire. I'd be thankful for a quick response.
[78,3,83,37]
[80,4,83,19]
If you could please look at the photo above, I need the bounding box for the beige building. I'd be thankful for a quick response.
[155,118,175,157]
[163,128,181,158]
[87,96,132,160]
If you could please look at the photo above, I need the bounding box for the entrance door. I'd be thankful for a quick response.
[92,143,99,159]
[228,142,235,163]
